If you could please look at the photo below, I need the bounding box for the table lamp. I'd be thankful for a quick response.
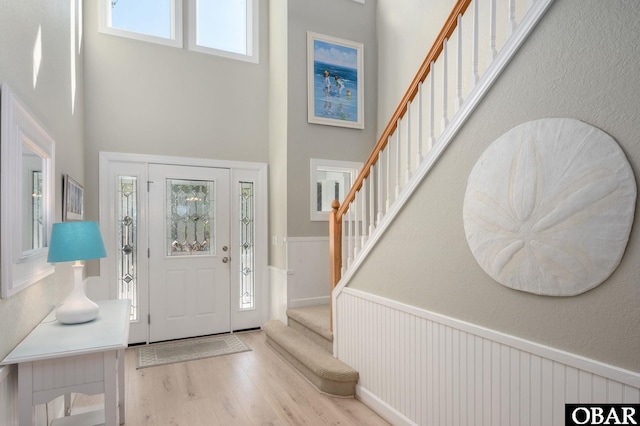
[47,221,107,324]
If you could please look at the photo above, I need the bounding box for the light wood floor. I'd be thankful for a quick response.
[75,330,389,425]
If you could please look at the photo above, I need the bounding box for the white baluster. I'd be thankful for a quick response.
[341,210,346,276]
[472,0,479,85]
[456,14,464,111]
[369,165,375,235]
[347,202,353,268]
[488,0,497,62]
[377,149,383,225]
[428,61,436,152]
[442,39,449,130]
[417,82,423,165]
[385,136,392,211]
[406,101,412,182]
[395,120,401,197]
[354,193,360,257]
[361,182,367,248]
[508,0,517,35]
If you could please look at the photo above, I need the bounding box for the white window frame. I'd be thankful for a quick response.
[98,0,183,48]
[187,0,259,64]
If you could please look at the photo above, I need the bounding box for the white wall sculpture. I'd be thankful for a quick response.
[463,118,636,296]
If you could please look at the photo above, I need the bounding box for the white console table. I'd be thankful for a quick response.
[1,299,130,426]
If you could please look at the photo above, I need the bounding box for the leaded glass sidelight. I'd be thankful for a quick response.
[166,179,215,256]
[239,182,255,310]
[117,176,138,321]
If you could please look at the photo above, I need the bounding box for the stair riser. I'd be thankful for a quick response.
[288,318,333,353]
[265,337,356,397]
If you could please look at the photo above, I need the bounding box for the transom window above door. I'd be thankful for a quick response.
[98,0,259,63]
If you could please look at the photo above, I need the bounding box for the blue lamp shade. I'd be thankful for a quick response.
[47,221,107,263]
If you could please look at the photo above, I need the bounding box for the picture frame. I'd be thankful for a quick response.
[307,31,364,129]
[63,174,84,221]
[310,158,362,221]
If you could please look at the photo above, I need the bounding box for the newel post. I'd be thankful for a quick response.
[328,200,342,331]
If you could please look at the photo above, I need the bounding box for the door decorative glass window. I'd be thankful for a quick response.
[239,182,254,309]
[118,176,138,321]
[166,179,215,256]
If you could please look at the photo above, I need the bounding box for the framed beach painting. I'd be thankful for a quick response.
[63,174,84,221]
[307,32,364,129]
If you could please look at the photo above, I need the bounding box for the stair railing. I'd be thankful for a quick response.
[329,0,544,326]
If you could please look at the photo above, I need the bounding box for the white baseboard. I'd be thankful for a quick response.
[356,384,417,426]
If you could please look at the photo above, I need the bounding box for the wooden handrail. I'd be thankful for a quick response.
[329,0,473,311]
[336,0,472,220]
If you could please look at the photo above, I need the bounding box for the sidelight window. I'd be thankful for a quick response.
[117,176,139,321]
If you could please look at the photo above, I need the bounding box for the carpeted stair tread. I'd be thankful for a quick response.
[286,305,332,342]
[263,319,358,396]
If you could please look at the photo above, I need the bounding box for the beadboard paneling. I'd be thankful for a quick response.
[335,288,640,426]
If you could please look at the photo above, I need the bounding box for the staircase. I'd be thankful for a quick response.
[265,0,553,403]
[263,305,358,397]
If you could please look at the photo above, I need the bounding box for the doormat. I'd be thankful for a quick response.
[137,334,251,369]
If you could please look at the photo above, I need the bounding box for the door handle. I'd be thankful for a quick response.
[222,257,229,263]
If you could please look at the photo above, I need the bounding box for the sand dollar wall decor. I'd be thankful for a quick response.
[463,118,636,296]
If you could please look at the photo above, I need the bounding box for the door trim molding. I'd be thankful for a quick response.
[99,151,267,171]
[99,152,269,344]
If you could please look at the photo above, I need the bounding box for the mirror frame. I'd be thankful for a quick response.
[310,158,362,221]
[1,83,55,298]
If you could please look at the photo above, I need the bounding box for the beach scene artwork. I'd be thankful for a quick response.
[308,32,363,129]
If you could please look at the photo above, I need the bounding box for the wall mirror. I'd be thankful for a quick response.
[310,158,362,221]
[1,83,55,298]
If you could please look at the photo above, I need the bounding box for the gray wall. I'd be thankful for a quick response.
[376,0,454,133]
[0,0,85,359]
[348,0,640,372]
[285,0,378,241]
[268,0,378,269]
[82,0,271,238]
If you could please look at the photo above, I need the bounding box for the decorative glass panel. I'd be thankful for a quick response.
[166,179,214,256]
[117,176,138,321]
[239,182,254,310]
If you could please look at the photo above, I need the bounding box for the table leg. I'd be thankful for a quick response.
[103,351,117,426]
[64,393,71,416]
[17,363,33,426]
[118,348,125,424]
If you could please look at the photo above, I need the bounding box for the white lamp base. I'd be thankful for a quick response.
[56,261,99,324]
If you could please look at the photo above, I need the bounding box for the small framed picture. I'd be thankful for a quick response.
[63,174,84,221]
[307,31,364,129]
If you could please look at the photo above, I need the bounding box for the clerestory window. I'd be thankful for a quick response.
[99,0,183,48]
[98,0,259,63]
[188,0,259,63]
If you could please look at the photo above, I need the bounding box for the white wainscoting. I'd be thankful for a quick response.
[286,237,330,309]
[335,288,640,426]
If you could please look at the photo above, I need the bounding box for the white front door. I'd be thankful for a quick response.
[148,164,231,342]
